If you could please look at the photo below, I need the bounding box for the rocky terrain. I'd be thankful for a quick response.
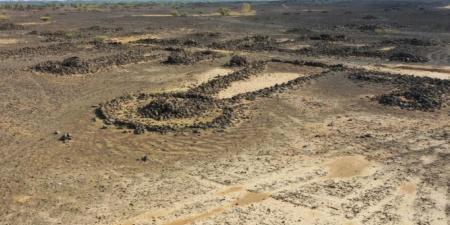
[0,1,449,225]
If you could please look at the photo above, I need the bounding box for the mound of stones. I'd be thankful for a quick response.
[33,56,90,74]
[32,50,149,75]
[138,95,216,120]
[226,55,248,67]
[164,49,224,65]
[378,85,444,111]
[349,71,449,111]
[389,52,428,63]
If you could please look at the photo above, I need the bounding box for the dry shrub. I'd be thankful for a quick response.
[218,7,231,16]
[241,3,252,13]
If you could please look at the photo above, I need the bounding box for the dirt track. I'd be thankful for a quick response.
[0,1,449,225]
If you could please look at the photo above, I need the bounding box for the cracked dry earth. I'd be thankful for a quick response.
[1,1,450,225]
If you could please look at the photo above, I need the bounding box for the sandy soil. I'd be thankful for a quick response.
[0,1,449,225]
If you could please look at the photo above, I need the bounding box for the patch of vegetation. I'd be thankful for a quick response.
[40,15,51,22]
[64,31,80,39]
[218,7,231,16]
[171,10,187,17]
[241,3,252,13]
[94,35,109,42]
[0,13,8,21]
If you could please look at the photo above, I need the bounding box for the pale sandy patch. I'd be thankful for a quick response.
[0,38,20,45]
[379,46,396,51]
[325,155,372,178]
[133,10,256,18]
[217,72,303,99]
[340,43,368,47]
[438,4,450,9]
[131,14,173,17]
[12,195,32,204]
[280,43,311,50]
[191,68,233,85]
[109,34,160,44]
[18,21,51,26]
[362,64,450,80]
[111,29,194,44]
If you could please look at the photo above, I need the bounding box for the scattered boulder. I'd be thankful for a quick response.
[140,155,148,162]
[59,133,72,142]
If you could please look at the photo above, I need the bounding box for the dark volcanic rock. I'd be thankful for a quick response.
[138,95,215,120]
[389,52,428,63]
[349,71,449,111]
[378,85,444,111]
[32,51,149,75]
[209,35,278,51]
[382,38,437,46]
[164,50,223,65]
[33,56,90,75]
[226,55,248,67]
[358,24,384,32]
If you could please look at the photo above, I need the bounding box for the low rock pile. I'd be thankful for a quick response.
[349,71,449,111]
[164,49,224,65]
[378,85,444,111]
[138,95,216,120]
[389,52,428,63]
[226,55,248,67]
[33,56,90,74]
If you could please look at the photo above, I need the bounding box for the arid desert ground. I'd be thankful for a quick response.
[0,1,449,225]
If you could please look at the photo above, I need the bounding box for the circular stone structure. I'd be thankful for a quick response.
[99,92,234,133]
[99,60,336,133]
